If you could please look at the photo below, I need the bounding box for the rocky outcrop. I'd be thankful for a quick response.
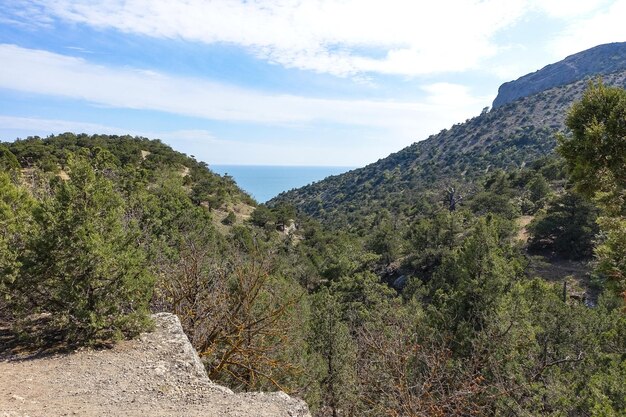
[0,313,311,417]
[493,42,626,108]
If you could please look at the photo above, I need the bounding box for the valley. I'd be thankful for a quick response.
[2,42,626,416]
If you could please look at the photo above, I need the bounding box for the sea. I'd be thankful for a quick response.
[210,165,355,203]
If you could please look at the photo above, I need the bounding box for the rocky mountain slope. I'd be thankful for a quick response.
[270,52,626,229]
[0,313,310,417]
[493,42,626,108]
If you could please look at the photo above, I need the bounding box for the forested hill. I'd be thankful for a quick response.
[493,42,626,108]
[269,69,626,229]
[0,133,254,209]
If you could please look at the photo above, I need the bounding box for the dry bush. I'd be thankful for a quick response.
[154,233,302,391]
[356,317,490,417]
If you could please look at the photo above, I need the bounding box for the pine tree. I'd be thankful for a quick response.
[309,288,357,417]
[431,217,520,354]
[527,191,599,259]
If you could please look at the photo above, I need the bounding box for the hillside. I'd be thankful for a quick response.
[270,69,626,229]
[0,313,310,417]
[493,42,626,108]
[1,133,255,209]
[1,134,317,409]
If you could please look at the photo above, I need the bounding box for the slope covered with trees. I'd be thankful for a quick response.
[270,71,626,232]
[0,134,311,385]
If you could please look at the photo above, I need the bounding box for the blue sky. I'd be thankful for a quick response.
[0,0,625,166]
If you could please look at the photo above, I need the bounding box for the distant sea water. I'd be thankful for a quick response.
[210,165,355,203]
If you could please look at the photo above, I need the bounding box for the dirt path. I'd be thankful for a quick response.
[0,313,309,417]
[516,215,534,242]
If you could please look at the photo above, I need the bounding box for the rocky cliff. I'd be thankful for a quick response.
[492,42,626,108]
[0,313,311,417]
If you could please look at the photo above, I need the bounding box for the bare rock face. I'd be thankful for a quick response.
[0,312,311,417]
[148,312,223,386]
[493,42,626,109]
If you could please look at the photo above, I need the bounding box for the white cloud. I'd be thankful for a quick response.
[157,129,218,144]
[0,1,54,28]
[548,0,626,57]
[0,115,125,136]
[5,1,623,80]
[0,114,389,166]
[0,115,220,145]
[533,0,609,18]
[10,0,533,77]
[421,83,481,106]
[0,44,489,139]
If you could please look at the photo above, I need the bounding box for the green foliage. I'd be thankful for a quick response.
[559,81,626,199]
[309,288,357,416]
[366,211,402,265]
[250,205,277,228]
[222,210,236,225]
[526,173,551,204]
[480,280,626,415]
[329,272,398,330]
[595,216,626,295]
[0,173,35,311]
[273,203,296,231]
[404,209,466,284]
[17,153,154,342]
[523,173,552,213]
[469,190,520,219]
[0,145,19,172]
[528,191,599,259]
[2,117,625,416]
[272,72,626,230]
[3,133,252,211]
[559,82,626,298]
[431,217,521,353]
[191,177,221,208]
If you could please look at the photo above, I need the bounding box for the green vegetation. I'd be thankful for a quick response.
[0,134,254,344]
[0,172,34,303]
[271,71,626,231]
[17,152,153,342]
[559,81,626,301]
[528,191,599,259]
[1,82,626,416]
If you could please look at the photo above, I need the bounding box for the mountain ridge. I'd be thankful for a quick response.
[493,42,626,108]
[270,50,626,228]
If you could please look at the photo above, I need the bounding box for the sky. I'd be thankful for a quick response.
[0,0,625,167]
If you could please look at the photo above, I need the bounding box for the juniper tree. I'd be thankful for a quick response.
[20,151,154,342]
[309,288,357,417]
[559,82,626,299]
[0,173,35,314]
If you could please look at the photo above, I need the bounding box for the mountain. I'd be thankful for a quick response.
[493,42,626,108]
[269,48,626,229]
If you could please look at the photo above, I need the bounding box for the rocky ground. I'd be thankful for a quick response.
[0,313,310,417]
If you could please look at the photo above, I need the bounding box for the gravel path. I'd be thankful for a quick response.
[0,313,310,417]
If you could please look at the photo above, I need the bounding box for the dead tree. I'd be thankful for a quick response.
[445,186,463,211]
